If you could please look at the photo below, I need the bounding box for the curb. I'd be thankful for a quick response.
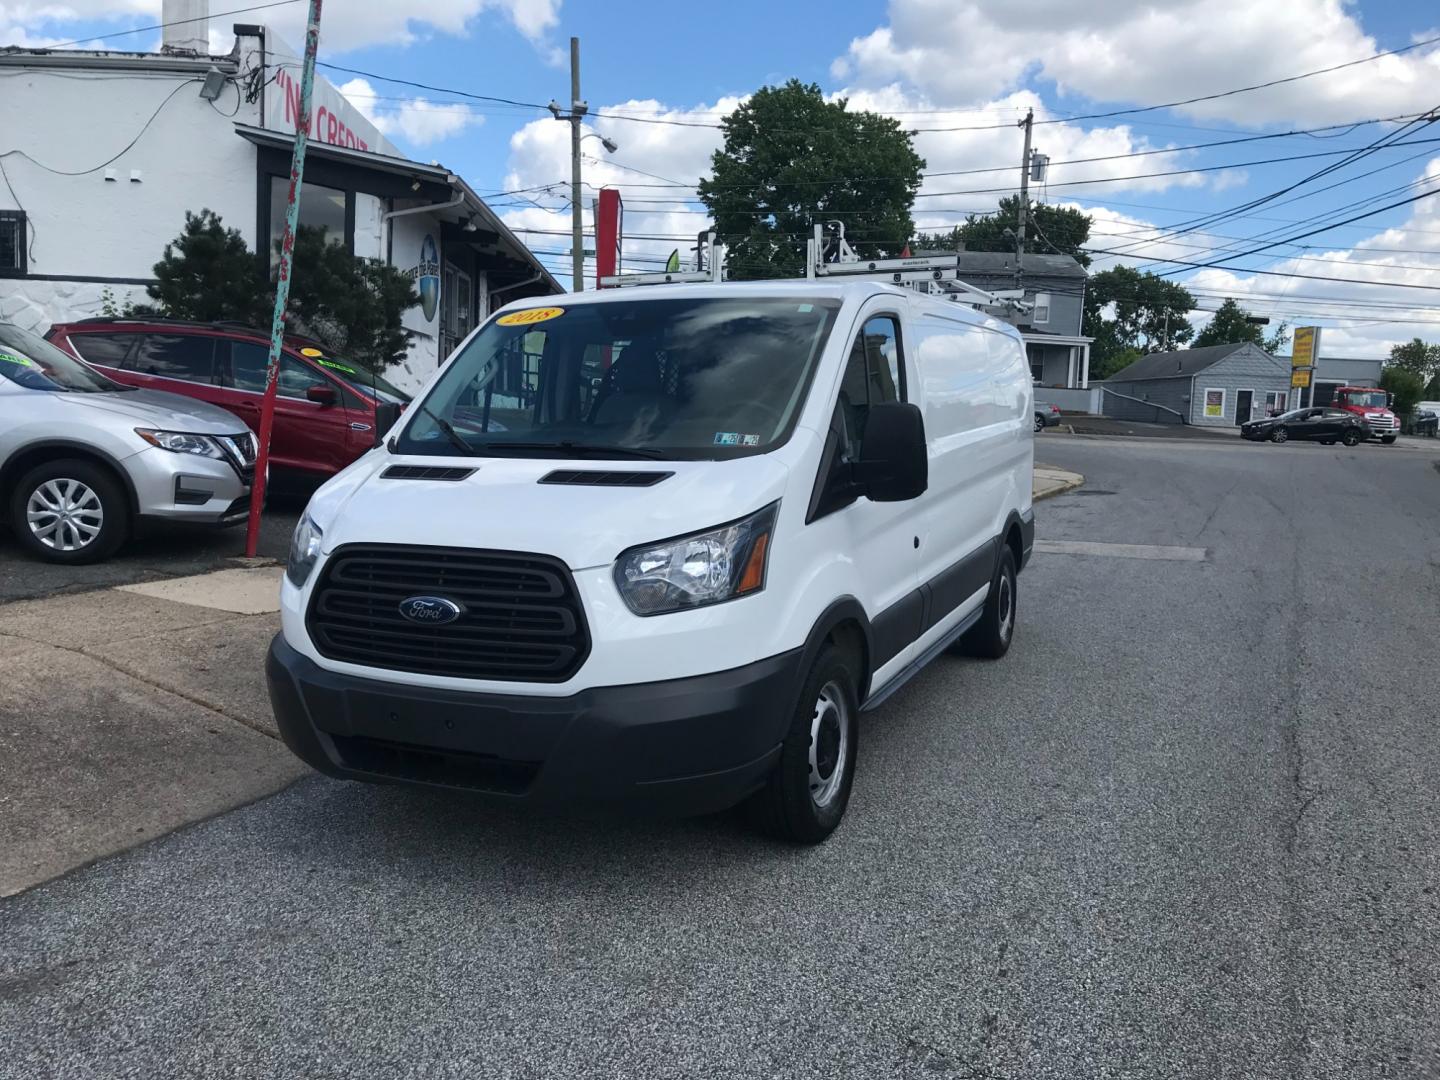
[1034,476,1085,501]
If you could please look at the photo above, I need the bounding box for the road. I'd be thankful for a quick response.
[2,437,1438,1079]
[0,497,302,604]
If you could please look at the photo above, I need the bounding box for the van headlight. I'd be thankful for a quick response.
[286,513,324,587]
[614,503,777,616]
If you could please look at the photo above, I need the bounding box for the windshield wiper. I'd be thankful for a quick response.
[471,440,667,459]
[416,404,476,456]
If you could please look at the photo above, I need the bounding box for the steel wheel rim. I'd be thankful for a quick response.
[998,570,1015,643]
[808,681,850,809]
[1273,428,1288,443]
[26,478,104,552]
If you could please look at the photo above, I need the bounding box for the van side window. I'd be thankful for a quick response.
[838,315,903,459]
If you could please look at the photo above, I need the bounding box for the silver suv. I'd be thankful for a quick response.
[0,322,257,564]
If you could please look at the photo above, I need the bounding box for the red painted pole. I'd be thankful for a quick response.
[245,0,323,558]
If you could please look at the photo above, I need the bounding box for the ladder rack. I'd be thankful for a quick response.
[598,232,725,288]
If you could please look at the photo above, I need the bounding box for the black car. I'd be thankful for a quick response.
[1241,407,1367,446]
[1411,408,1438,437]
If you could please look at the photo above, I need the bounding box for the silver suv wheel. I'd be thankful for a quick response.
[27,478,105,552]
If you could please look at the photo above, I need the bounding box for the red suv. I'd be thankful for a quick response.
[47,319,410,481]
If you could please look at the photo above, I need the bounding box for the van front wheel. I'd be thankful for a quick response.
[746,643,859,844]
[959,546,1017,660]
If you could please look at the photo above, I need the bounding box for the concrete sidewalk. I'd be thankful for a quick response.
[1,463,1083,896]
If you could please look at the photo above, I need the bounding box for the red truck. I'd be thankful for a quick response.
[1328,385,1399,444]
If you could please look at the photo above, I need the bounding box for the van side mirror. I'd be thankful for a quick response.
[855,402,928,502]
[373,402,402,446]
[306,384,338,406]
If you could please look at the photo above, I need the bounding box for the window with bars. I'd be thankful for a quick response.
[0,211,25,276]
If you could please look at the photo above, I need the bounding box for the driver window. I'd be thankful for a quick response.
[838,315,903,459]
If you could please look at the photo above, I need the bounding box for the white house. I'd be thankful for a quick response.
[0,4,560,391]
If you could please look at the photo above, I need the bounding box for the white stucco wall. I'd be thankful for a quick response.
[0,67,264,280]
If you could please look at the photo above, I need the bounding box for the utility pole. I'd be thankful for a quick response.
[1015,108,1033,290]
[569,37,584,293]
[245,0,322,557]
[547,39,589,292]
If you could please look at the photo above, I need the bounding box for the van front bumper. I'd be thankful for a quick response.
[266,634,801,815]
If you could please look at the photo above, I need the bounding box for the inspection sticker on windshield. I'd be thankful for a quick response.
[714,432,759,446]
[497,306,565,327]
[0,351,35,368]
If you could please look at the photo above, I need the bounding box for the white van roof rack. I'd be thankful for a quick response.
[598,232,727,288]
[806,223,1031,316]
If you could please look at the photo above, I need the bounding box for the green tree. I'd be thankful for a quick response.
[1082,266,1196,373]
[698,81,925,280]
[1380,365,1426,418]
[1388,337,1440,383]
[1192,297,1289,353]
[283,226,419,371]
[147,209,269,324]
[914,195,1094,267]
[144,211,419,370]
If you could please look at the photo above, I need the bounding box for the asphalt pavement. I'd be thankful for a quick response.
[0,495,302,604]
[2,438,1438,1079]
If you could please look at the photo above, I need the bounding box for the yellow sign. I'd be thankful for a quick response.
[497,306,565,327]
[1291,326,1320,367]
[1291,368,1312,388]
[300,347,324,357]
[1203,389,1225,418]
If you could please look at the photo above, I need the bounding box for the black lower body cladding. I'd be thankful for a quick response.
[266,635,803,816]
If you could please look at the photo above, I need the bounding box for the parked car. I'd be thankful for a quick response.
[0,321,256,564]
[266,283,1036,844]
[1410,408,1438,437]
[1034,401,1062,432]
[46,318,409,483]
[1241,407,1367,446]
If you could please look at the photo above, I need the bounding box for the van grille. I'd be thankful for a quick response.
[306,544,589,682]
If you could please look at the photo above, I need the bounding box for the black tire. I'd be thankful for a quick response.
[7,458,129,564]
[1341,429,1362,447]
[1270,427,1289,444]
[960,546,1017,660]
[1381,435,1397,445]
[1034,414,1045,433]
[746,643,859,844]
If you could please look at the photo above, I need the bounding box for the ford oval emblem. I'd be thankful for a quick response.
[398,596,462,625]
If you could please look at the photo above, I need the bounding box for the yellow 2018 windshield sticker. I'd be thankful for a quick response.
[299,347,325,357]
[496,306,564,327]
[0,351,36,368]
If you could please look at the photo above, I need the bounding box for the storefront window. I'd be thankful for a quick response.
[269,178,347,268]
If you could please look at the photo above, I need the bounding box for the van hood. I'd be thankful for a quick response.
[311,453,793,570]
[62,388,250,434]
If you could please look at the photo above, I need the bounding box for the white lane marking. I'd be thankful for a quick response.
[1035,540,1207,562]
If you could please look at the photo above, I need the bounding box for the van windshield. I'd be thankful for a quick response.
[396,297,840,459]
[0,323,123,393]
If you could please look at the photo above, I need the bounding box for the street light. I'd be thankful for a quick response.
[584,133,620,154]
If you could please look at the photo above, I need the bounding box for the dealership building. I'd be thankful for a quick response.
[0,5,560,391]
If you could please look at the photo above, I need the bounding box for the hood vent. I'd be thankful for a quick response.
[381,465,477,481]
[539,469,673,487]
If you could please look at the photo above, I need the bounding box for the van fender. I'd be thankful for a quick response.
[1002,507,1035,573]
[794,595,876,704]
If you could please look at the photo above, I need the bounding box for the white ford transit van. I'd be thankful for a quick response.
[267,281,1034,842]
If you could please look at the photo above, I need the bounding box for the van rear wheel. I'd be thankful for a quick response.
[746,643,858,844]
[958,546,1017,660]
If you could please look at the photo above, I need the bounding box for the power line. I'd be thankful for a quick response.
[38,0,303,50]
[909,33,1440,132]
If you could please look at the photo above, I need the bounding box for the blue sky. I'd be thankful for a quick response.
[7,0,1440,356]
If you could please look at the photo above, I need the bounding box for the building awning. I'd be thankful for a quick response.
[234,123,562,295]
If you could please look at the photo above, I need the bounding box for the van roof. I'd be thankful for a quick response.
[500,280,1019,332]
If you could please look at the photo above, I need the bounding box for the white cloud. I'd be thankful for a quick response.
[1079,157,1440,357]
[1,0,561,56]
[835,0,1440,127]
[339,76,481,147]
